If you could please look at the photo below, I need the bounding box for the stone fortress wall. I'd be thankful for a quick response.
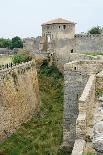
[51,33,103,73]
[72,74,96,154]
[63,60,103,154]
[92,70,103,155]
[0,48,13,55]
[63,60,103,150]
[0,61,40,141]
[14,18,103,154]
[75,34,103,53]
[23,19,103,75]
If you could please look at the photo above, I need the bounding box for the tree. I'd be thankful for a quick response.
[88,26,102,34]
[0,38,12,48]
[11,36,23,49]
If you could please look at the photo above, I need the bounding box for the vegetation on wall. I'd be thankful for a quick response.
[0,62,64,155]
[12,53,32,64]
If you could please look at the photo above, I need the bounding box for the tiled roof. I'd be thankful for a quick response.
[42,18,75,25]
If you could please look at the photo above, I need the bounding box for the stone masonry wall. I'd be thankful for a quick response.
[75,34,103,53]
[63,61,89,151]
[92,70,103,155]
[50,35,103,72]
[23,37,41,52]
[0,61,40,141]
[72,74,96,155]
[54,52,100,72]
[63,60,103,152]
[96,69,103,92]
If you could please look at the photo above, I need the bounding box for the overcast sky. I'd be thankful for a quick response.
[0,0,103,38]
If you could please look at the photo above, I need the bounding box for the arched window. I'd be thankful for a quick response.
[63,25,66,29]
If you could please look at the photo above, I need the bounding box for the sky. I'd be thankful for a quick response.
[0,0,103,38]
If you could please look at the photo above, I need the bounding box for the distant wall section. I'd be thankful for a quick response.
[75,34,103,53]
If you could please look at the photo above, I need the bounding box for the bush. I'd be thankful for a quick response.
[12,53,32,64]
[40,60,63,79]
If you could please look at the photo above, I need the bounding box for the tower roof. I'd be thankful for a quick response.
[42,18,75,26]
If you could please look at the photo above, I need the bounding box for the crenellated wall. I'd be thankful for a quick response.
[75,34,103,53]
[0,61,40,141]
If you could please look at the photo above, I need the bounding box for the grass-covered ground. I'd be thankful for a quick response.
[0,56,12,65]
[83,52,103,56]
[0,62,64,155]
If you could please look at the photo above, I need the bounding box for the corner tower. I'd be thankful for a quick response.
[41,18,76,42]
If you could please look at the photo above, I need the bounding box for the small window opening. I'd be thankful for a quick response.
[77,94,79,100]
[59,26,61,28]
[74,67,76,70]
[71,49,73,53]
[63,25,66,29]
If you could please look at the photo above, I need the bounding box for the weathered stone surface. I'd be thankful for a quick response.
[93,122,103,153]
[94,107,103,124]
[0,61,40,141]
[63,60,103,153]
[72,139,86,155]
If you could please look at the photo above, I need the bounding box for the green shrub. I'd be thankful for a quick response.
[12,53,32,64]
[40,60,63,79]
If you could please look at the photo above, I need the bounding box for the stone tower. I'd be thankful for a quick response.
[41,18,76,42]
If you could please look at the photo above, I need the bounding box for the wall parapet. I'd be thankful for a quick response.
[75,34,100,38]
[0,61,35,80]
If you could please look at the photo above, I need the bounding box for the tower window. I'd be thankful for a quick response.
[71,49,73,53]
[63,25,66,29]
[59,26,61,28]
[74,67,76,70]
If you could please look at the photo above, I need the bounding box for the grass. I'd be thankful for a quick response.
[83,52,103,56]
[0,55,12,65]
[96,90,103,97]
[0,61,64,155]
[83,153,95,155]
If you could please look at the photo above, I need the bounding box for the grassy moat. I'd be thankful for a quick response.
[0,62,64,155]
